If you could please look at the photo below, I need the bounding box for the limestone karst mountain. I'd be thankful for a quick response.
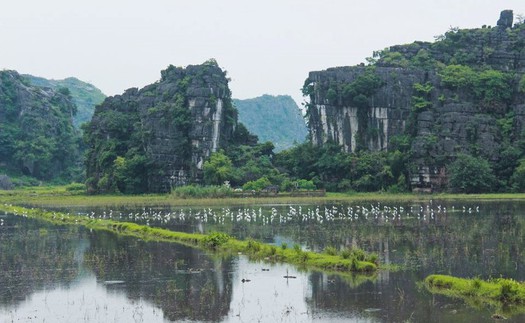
[84,60,247,193]
[303,10,525,190]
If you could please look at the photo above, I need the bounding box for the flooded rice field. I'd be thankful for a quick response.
[1,200,524,322]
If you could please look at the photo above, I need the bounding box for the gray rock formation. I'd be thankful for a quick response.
[85,60,239,193]
[497,9,513,28]
[304,11,525,191]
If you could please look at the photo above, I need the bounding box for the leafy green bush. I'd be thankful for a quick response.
[439,64,477,89]
[448,154,497,193]
[297,179,316,190]
[351,248,366,261]
[242,176,271,191]
[340,248,352,259]
[246,239,262,252]
[203,151,233,185]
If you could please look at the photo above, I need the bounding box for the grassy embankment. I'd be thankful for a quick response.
[0,203,377,274]
[425,275,525,316]
[2,185,525,208]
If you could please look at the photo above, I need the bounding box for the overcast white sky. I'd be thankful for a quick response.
[2,1,524,105]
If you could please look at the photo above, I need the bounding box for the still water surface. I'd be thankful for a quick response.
[1,200,524,322]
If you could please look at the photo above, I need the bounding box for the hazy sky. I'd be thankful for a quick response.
[2,1,524,105]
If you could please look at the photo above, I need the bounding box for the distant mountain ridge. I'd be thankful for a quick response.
[233,95,307,151]
[23,74,106,127]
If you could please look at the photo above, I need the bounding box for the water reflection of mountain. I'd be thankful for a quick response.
[83,230,234,322]
[69,201,524,281]
[306,270,498,322]
[40,201,525,281]
[0,215,235,322]
[200,202,525,281]
[0,215,84,306]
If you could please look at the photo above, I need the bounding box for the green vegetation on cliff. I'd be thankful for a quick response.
[0,70,82,185]
[84,59,240,194]
[301,10,525,193]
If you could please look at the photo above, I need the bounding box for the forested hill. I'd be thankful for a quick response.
[302,10,525,193]
[23,75,106,128]
[0,70,82,183]
[233,95,307,151]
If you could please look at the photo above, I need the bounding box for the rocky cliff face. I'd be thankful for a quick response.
[84,60,239,193]
[304,11,525,190]
[306,67,420,152]
[0,70,81,181]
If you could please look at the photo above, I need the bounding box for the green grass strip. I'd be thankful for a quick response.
[425,274,525,316]
[2,186,525,208]
[1,204,377,274]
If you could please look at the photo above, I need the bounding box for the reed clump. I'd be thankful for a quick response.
[425,274,525,315]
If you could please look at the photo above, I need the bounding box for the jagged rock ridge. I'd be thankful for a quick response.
[84,60,240,193]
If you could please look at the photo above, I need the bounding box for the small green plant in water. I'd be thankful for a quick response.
[246,239,262,252]
[351,248,366,261]
[425,274,525,314]
[341,248,352,259]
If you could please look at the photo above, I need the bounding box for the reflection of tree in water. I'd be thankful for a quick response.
[80,202,524,281]
[306,269,496,322]
[303,202,525,321]
[83,230,234,322]
[0,215,83,306]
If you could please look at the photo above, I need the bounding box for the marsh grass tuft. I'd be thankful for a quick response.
[324,246,337,256]
[425,274,525,316]
[201,232,231,249]
[171,185,233,199]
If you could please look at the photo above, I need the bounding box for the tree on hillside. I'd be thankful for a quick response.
[448,154,497,193]
[203,151,233,185]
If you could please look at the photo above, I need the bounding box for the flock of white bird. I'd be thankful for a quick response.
[72,201,481,227]
[1,201,481,228]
